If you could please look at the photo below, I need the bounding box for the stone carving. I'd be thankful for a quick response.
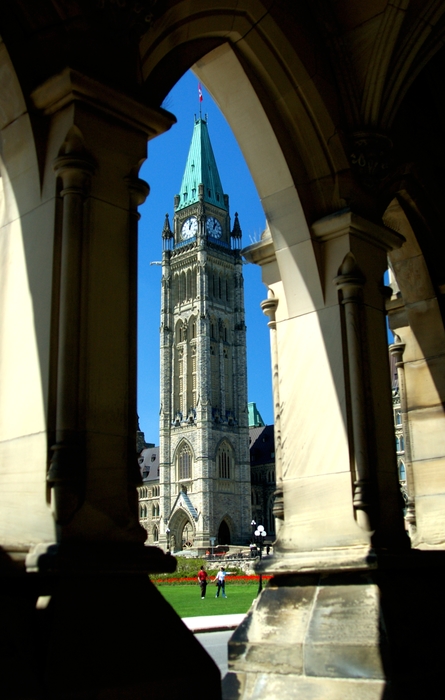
[350,131,393,190]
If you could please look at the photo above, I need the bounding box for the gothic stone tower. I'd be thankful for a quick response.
[159,115,251,552]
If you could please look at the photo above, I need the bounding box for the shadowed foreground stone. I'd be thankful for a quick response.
[223,552,445,699]
[0,545,222,700]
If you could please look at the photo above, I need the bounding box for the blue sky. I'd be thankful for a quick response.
[137,70,273,441]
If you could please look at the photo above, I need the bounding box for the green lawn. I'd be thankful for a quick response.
[157,582,259,618]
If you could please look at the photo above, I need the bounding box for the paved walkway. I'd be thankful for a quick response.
[183,613,246,633]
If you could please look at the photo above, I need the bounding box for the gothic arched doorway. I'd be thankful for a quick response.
[181,521,194,549]
[218,520,231,545]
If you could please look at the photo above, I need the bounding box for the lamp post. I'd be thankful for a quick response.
[254,525,267,593]
[166,527,170,553]
[250,520,257,558]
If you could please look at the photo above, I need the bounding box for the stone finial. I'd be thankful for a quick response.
[231,212,242,238]
[162,213,173,239]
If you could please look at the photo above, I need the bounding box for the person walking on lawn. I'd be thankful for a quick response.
[198,565,208,599]
[214,566,228,598]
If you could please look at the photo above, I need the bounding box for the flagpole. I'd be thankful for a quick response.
[198,83,203,118]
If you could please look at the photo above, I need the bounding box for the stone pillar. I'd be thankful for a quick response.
[334,253,373,532]
[48,144,95,529]
[0,67,221,698]
[266,211,408,569]
[27,68,174,547]
[227,211,429,700]
[260,289,284,532]
[389,335,417,538]
[387,293,445,548]
[385,196,445,548]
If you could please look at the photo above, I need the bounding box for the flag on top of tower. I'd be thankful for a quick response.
[198,83,203,102]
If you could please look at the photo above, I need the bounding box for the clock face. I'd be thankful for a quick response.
[181,216,198,239]
[206,216,222,239]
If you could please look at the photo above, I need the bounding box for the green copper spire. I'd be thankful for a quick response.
[175,116,228,213]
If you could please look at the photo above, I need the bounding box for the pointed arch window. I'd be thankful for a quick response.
[191,345,197,407]
[217,441,233,479]
[180,271,186,303]
[211,343,220,408]
[178,442,193,481]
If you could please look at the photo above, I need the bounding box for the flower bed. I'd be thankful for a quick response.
[151,574,272,585]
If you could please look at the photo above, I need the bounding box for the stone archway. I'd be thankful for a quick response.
[218,520,231,546]
[181,521,194,549]
[168,507,195,553]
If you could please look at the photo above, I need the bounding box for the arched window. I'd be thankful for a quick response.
[153,526,159,543]
[399,461,406,481]
[180,271,186,303]
[191,267,197,299]
[190,345,197,407]
[210,344,220,408]
[178,442,192,480]
[217,442,233,479]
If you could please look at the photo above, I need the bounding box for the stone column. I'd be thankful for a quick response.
[48,145,95,529]
[27,68,175,549]
[385,196,445,548]
[334,253,372,532]
[260,289,284,532]
[389,336,417,537]
[126,174,151,524]
[14,68,222,699]
[227,211,421,700]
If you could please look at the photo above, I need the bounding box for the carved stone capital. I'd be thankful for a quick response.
[124,175,150,210]
[260,289,278,329]
[334,251,365,301]
[53,154,95,194]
